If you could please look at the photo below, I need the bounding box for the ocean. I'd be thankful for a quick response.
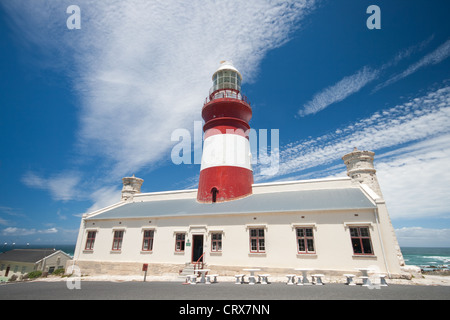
[401,247,450,270]
[1,244,76,257]
[1,245,449,270]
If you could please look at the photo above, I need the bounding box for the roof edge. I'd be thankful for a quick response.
[83,201,128,219]
[252,176,351,188]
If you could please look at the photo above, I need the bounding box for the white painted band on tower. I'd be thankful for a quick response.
[200,134,252,171]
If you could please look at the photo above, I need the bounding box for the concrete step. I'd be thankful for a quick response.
[179,263,206,277]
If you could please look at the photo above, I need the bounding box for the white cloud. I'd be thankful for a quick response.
[21,171,81,201]
[374,39,450,92]
[2,1,316,170]
[0,206,25,218]
[298,66,380,116]
[1,227,58,236]
[0,218,9,226]
[379,35,434,71]
[85,186,122,214]
[56,209,67,221]
[263,85,450,181]
[2,0,318,204]
[298,35,440,116]
[376,134,450,220]
[395,227,450,247]
[254,84,450,222]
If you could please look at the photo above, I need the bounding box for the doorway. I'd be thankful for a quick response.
[192,235,204,263]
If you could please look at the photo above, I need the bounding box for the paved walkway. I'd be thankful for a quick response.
[1,280,449,300]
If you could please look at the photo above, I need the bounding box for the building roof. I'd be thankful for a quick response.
[86,187,376,220]
[0,249,59,263]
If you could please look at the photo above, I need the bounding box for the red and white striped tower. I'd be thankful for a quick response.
[197,61,253,203]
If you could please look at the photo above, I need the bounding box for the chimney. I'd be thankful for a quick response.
[342,148,383,198]
[121,174,144,201]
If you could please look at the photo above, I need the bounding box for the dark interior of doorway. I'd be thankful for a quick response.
[192,235,204,263]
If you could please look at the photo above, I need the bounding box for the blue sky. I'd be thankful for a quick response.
[1,0,449,247]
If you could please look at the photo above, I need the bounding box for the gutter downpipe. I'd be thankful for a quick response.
[374,207,391,278]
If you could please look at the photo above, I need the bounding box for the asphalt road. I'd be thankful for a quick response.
[1,280,449,301]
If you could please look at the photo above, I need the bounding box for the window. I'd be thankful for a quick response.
[249,228,265,253]
[175,233,185,252]
[85,231,96,250]
[142,230,154,251]
[350,227,373,255]
[112,230,124,251]
[296,227,315,254]
[211,233,222,252]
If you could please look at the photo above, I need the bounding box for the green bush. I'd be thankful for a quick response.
[52,268,65,276]
[26,270,42,279]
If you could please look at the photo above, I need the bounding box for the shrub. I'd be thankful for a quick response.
[52,268,65,276]
[27,270,43,279]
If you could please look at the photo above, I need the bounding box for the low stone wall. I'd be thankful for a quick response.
[66,260,184,276]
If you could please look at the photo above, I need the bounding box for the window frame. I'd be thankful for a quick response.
[349,226,374,255]
[211,232,222,252]
[175,233,186,252]
[111,230,124,251]
[249,228,265,253]
[296,227,316,254]
[85,230,97,250]
[142,229,155,252]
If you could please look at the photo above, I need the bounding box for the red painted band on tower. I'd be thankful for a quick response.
[197,166,253,203]
[203,119,250,138]
[202,99,252,123]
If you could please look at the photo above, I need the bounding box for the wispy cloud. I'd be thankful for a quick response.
[298,66,380,117]
[263,84,450,180]
[374,38,450,92]
[0,218,8,226]
[0,206,25,218]
[375,134,450,220]
[298,36,439,116]
[85,186,122,214]
[2,0,318,202]
[1,227,58,236]
[255,83,450,221]
[21,171,81,201]
[379,35,434,71]
[0,206,26,226]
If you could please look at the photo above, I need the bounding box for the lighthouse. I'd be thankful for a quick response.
[74,62,406,281]
[197,61,253,203]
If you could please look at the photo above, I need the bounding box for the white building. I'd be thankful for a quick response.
[70,62,408,280]
[1,248,72,281]
[70,148,408,279]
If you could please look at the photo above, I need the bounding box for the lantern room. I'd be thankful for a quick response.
[209,61,242,98]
